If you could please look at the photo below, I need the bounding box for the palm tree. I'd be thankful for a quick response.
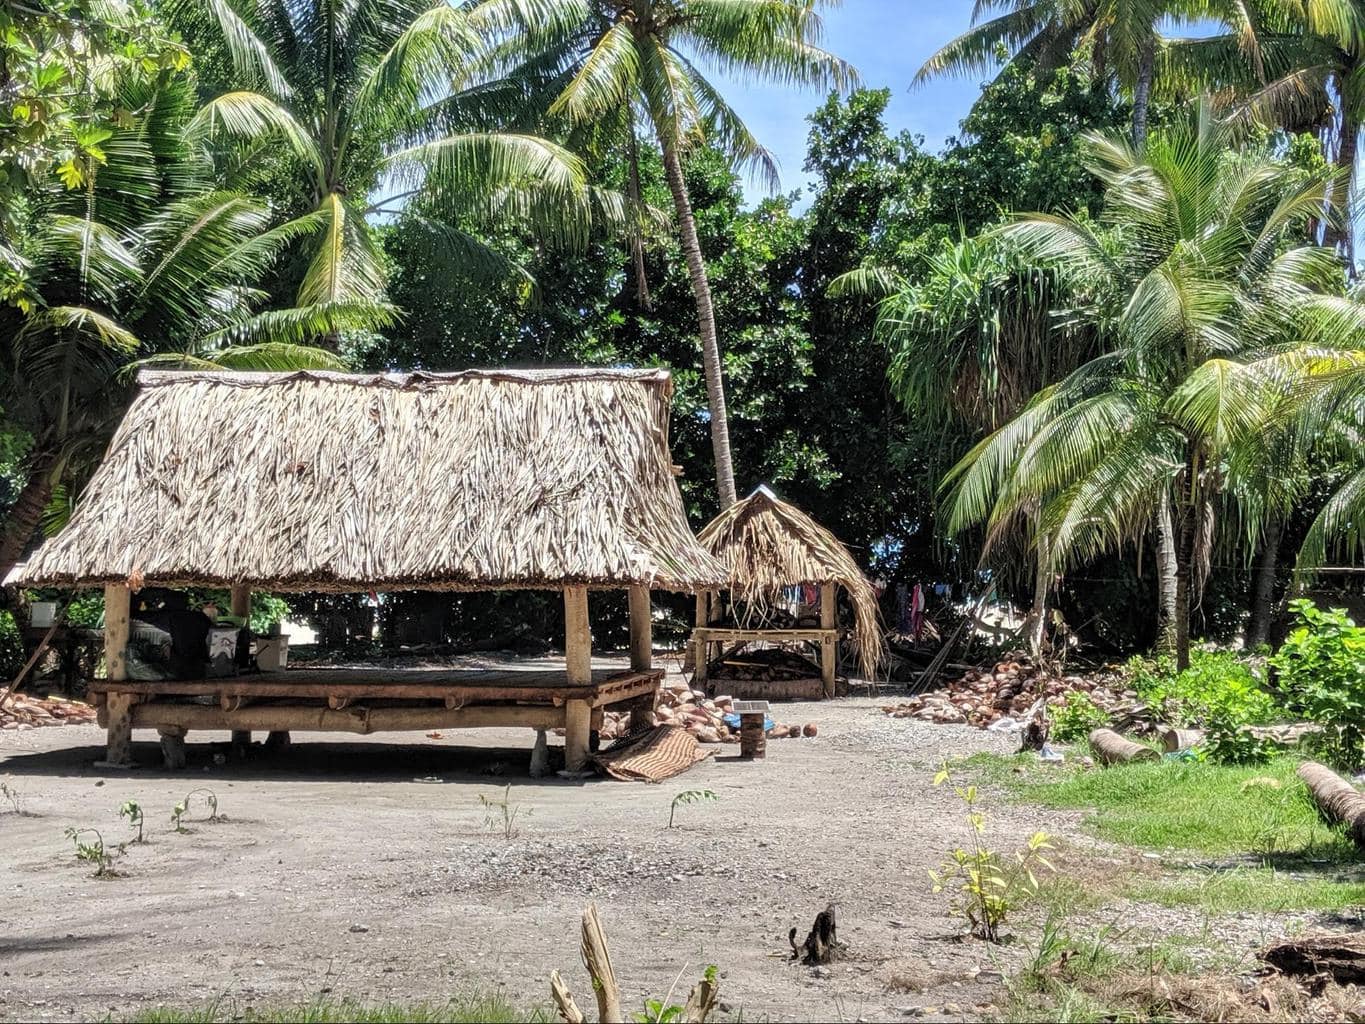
[916,0,1271,149]
[500,0,854,508]
[165,0,597,319]
[0,74,366,580]
[941,104,1354,669]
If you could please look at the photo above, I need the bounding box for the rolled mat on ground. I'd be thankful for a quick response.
[593,725,713,783]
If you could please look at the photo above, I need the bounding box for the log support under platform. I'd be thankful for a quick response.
[819,583,836,698]
[100,585,134,767]
[264,730,291,751]
[563,586,593,772]
[159,726,187,770]
[564,699,592,772]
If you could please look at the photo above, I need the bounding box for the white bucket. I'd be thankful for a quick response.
[256,635,290,671]
[29,601,57,628]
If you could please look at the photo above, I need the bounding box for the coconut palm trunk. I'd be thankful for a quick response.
[1155,497,1179,657]
[1023,526,1051,658]
[1335,102,1357,270]
[1131,39,1156,150]
[659,137,738,507]
[1245,523,1282,649]
[0,462,54,583]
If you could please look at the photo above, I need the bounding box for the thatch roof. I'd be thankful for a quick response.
[697,485,884,677]
[15,368,728,593]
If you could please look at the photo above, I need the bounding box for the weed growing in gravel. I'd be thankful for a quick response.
[480,784,529,839]
[930,764,1054,942]
[120,799,145,843]
[1,780,24,814]
[172,789,219,832]
[667,789,717,828]
[131,993,549,1022]
[64,826,119,876]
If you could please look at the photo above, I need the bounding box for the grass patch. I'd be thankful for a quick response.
[962,752,1355,858]
[130,995,546,1023]
[1129,865,1365,914]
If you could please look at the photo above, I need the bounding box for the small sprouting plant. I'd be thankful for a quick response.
[929,763,1054,942]
[632,964,719,1024]
[668,789,718,829]
[1,781,23,815]
[480,784,529,839]
[119,800,145,843]
[1049,691,1110,743]
[64,827,117,876]
[172,788,219,832]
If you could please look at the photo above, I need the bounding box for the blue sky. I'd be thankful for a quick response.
[712,1,982,205]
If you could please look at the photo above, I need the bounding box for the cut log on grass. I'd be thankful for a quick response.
[790,903,841,965]
[1089,728,1160,766]
[1160,727,1204,753]
[1261,933,1365,985]
[1297,761,1365,847]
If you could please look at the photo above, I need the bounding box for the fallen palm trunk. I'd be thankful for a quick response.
[1089,728,1159,766]
[1297,761,1365,847]
[1160,727,1204,753]
[1261,933,1365,984]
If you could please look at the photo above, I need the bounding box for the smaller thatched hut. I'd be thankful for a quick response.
[693,486,884,699]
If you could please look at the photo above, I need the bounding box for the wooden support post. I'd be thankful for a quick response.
[231,730,251,753]
[628,585,652,672]
[100,585,133,766]
[629,693,654,735]
[230,584,250,619]
[564,586,591,685]
[819,583,836,698]
[565,699,592,773]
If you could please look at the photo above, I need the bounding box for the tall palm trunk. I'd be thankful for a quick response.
[1155,497,1179,658]
[625,126,653,311]
[1023,526,1050,658]
[1131,39,1156,151]
[0,462,54,584]
[1244,523,1282,650]
[1334,99,1357,272]
[658,136,738,508]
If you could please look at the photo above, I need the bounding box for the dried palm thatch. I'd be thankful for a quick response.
[15,368,728,593]
[697,486,884,677]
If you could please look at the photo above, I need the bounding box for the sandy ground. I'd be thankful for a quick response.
[0,656,1141,1022]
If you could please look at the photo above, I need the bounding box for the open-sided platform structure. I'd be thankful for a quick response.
[14,368,727,771]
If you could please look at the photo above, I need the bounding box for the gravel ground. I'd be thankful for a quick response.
[0,656,1349,1022]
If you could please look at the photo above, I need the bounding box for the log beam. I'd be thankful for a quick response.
[564,586,591,686]
[628,585,652,672]
[819,583,836,697]
[1299,761,1365,847]
[1089,728,1159,765]
[230,584,250,619]
[101,585,133,766]
[565,699,591,772]
[127,702,565,734]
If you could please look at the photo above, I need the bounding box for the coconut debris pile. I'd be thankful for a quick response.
[0,693,98,731]
[881,653,1141,730]
[600,677,818,744]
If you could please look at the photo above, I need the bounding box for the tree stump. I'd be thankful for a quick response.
[1089,728,1160,766]
[790,903,841,965]
[1261,933,1365,985]
[1298,761,1365,847]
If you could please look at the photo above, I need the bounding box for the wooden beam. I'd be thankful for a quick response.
[101,585,133,766]
[628,585,652,672]
[230,584,250,619]
[127,702,565,734]
[819,583,836,698]
[564,585,591,686]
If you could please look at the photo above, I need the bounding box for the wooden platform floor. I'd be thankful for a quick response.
[89,667,661,708]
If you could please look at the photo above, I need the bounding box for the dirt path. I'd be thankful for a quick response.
[1,659,1075,1023]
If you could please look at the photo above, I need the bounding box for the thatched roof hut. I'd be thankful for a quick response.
[15,368,727,593]
[697,485,884,678]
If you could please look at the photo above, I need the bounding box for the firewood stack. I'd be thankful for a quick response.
[598,678,817,745]
[880,653,1146,731]
[0,694,98,730]
[703,646,821,682]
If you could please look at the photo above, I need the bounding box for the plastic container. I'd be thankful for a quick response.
[29,601,57,628]
[255,635,290,671]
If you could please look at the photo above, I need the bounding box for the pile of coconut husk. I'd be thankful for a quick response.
[704,646,821,683]
[0,693,97,730]
[881,652,1147,731]
[599,678,818,745]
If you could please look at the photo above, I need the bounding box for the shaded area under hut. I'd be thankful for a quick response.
[10,368,727,773]
[693,486,884,700]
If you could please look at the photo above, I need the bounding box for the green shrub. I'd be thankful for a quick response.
[0,610,23,678]
[1129,650,1278,764]
[1274,600,1365,770]
[1050,691,1110,743]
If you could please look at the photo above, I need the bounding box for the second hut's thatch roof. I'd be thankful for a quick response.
[15,368,728,593]
[697,485,884,677]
